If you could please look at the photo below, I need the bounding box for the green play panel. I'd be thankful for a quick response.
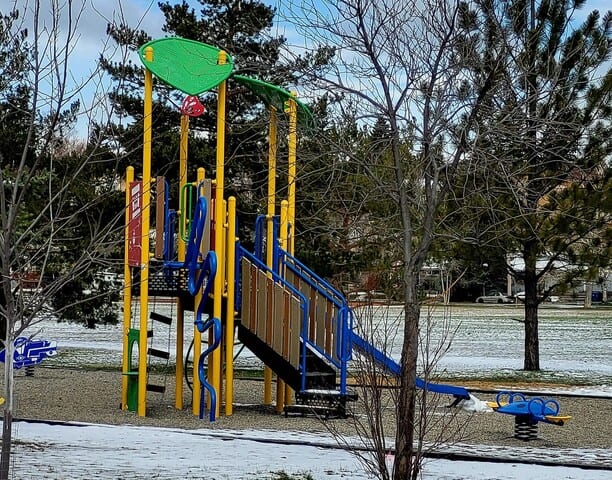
[233,75,315,129]
[139,37,234,95]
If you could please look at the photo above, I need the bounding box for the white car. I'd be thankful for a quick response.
[515,292,560,303]
[475,292,513,304]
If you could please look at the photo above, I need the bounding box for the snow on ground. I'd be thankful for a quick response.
[7,421,612,480]
[37,303,612,389]
[14,304,611,479]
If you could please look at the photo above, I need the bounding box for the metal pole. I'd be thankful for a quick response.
[138,46,154,417]
[212,50,228,418]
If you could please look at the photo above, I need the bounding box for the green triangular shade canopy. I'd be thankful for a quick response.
[233,75,315,130]
[139,37,234,95]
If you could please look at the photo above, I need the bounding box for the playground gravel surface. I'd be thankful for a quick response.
[6,368,612,469]
[3,305,611,478]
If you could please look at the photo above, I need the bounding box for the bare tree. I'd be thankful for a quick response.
[282,1,501,477]
[0,2,124,477]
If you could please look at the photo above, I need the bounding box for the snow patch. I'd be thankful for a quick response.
[459,394,494,413]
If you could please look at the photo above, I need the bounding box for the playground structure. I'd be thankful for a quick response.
[121,37,570,436]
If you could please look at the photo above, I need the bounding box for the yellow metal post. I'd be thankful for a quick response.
[138,46,154,417]
[264,105,278,405]
[225,197,237,416]
[121,166,134,410]
[284,93,298,407]
[212,50,228,418]
[176,114,189,410]
[192,167,205,416]
[286,93,298,254]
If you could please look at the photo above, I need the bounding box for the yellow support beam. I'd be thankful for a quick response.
[121,166,134,410]
[264,105,278,405]
[286,93,298,254]
[284,93,298,407]
[225,197,237,416]
[276,200,290,413]
[212,50,228,418]
[138,46,154,418]
[175,114,189,411]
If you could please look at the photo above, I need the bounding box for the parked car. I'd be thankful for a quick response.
[475,291,513,304]
[514,291,560,303]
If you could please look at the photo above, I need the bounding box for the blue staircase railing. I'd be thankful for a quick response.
[275,246,353,395]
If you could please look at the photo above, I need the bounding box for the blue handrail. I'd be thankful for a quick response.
[279,249,346,307]
[251,215,354,395]
[273,247,353,394]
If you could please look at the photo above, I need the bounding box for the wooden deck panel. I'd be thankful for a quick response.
[272,283,284,352]
[289,296,301,368]
[256,269,267,339]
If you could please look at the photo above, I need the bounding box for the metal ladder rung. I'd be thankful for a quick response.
[150,311,173,325]
[146,384,166,393]
[147,348,170,360]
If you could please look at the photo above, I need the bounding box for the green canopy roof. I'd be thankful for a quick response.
[233,75,315,130]
[139,38,234,95]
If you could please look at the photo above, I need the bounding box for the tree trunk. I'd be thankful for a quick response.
[0,334,14,480]
[393,296,420,480]
[0,410,11,480]
[523,303,540,371]
[584,283,593,308]
[523,243,540,371]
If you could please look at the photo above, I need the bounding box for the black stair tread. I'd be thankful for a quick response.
[284,404,338,414]
[150,311,173,325]
[147,348,170,360]
[284,403,350,419]
[146,384,166,393]
[300,388,343,395]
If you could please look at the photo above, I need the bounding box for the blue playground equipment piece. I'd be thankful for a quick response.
[177,194,221,421]
[236,214,473,416]
[0,337,57,369]
[195,315,221,421]
[487,391,571,440]
[490,391,570,425]
[350,332,471,401]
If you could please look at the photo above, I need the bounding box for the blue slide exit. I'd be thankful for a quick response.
[350,332,471,400]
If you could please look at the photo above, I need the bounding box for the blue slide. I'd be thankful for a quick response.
[351,332,471,400]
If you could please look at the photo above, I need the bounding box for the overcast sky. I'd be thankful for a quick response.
[12,0,611,139]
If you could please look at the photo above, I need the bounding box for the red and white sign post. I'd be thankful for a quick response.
[128,181,143,267]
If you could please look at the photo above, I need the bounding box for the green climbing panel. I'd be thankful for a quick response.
[139,37,234,95]
[233,75,315,129]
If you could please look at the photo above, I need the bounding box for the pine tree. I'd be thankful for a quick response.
[465,0,611,369]
[100,0,330,242]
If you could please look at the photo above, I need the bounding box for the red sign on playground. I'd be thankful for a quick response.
[128,181,143,267]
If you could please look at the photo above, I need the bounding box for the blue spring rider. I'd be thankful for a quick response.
[488,391,571,440]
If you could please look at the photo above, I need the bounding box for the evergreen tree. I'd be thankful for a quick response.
[100,0,331,243]
[464,0,611,369]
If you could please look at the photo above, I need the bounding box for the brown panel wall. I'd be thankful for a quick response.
[256,269,267,339]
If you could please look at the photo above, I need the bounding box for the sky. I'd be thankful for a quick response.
[10,0,611,139]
